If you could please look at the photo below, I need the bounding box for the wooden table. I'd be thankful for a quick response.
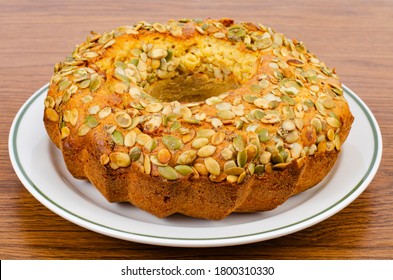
[1,0,392,259]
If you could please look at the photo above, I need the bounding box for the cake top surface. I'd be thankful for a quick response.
[44,18,348,183]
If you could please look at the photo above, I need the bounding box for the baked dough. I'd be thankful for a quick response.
[43,18,354,220]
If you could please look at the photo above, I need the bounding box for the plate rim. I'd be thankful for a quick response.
[8,83,383,247]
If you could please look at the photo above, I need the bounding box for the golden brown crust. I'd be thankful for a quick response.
[43,18,354,220]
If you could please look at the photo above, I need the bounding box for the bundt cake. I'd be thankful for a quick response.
[43,18,354,220]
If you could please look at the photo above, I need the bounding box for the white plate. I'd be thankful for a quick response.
[9,84,382,247]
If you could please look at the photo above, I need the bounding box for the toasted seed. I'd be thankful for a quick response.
[261,114,281,124]
[136,133,152,146]
[145,102,163,113]
[224,160,237,170]
[85,115,100,128]
[162,135,183,151]
[88,105,100,115]
[254,164,265,174]
[182,129,196,143]
[112,130,124,145]
[233,135,245,152]
[221,148,233,160]
[61,126,70,139]
[193,163,208,175]
[110,152,131,167]
[46,108,59,122]
[226,175,238,183]
[211,131,226,145]
[115,112,132,128]
[143,154,151,174]
[327,129,335,141]
[124,131,137,147]
[129,147,142,161]
[98,107,111,119]
[217,110,235,120]
[282,120,296,131]
[211,118,223,129]
[44,96,55,108]
[237,171,247,183]
[158,149,171,164]
[114,82,129,94]
[192,137,209,149]
[259,151,271,164]
[158,166,178,180]
[175,165,194,176]
[100,154,110,165]
[196,129,215,139]
[237,149,248,168]
[197,145,217,157]
[327,117,341,128]
[144,138,157,152]
[152,22,167,33]
[224,167,245,176]
[287,58,304,67]
[258,128,270,142]
[148,48,168,60]
[176,150,197,165]
[204,157,220,176]
[334,134,341,150]
[77,124,91,136]
[311,118,322,133]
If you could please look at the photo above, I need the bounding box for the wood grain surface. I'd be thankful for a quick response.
[1,0,392,259]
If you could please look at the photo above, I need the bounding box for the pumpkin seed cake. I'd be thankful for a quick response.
[44,18,354,220]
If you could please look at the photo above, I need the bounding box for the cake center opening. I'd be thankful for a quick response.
[147,73,240,102]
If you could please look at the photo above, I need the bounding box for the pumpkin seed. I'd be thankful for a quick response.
[129,147,142,161]
[85,115,100,128]
[115,112,132,128]
[158,166,178,180]
[233,134,245,152]
[237,149,247,168]
[192,137,209,149]
[327,116,341,128]
[204,157,220,176]
[196,129,215,139]
[112,130,124,145]
[162,135,183,151]
[45,108,59,122]
[124,131,137,147]
[157,148,171,164]
[60,126,70,139]
[136,133,152,146]
[254,164,265,175]
[258,128,270,142]
[211,131,226,145]
[145,102,163,113]
[194,163,209,175]
[175,165,194,176]
[197,145,217,157]
[148,48,168,60]
[221,148,233,160]
[224,167,245,176]
[144,154,151,174]
[98,107,111,119]
[110,152,131,167]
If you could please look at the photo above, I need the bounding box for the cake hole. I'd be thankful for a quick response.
[148,73,240,102]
